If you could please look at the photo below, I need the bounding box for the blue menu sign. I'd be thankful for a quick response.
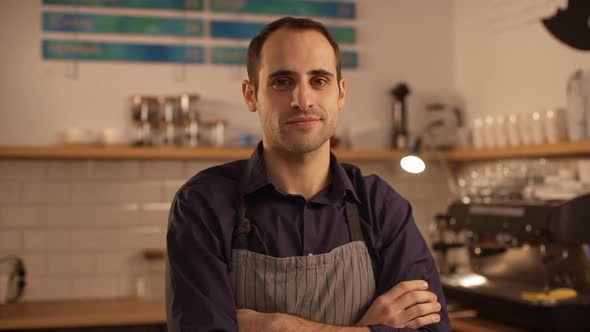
[43,40,204,63]
[43,0,203,10]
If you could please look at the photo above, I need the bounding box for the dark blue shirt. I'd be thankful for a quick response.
[166,144,451,332]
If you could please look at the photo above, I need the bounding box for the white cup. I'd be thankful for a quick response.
[506,114,521,147]
[494,115,508,148]
[100,128,123,145]
[530,111,545,145]
[517,113,532,145]
[472,117,485,149]
[483,115,496,148]
[542,108,567,144]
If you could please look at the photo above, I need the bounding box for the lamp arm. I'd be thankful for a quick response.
[422,131,461,201]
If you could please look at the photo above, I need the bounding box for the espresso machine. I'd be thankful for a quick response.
[434,194,590,331]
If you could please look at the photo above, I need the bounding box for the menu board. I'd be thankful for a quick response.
[42,0,358,68]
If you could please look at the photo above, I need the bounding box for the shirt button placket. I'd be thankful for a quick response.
[302,202,315,256]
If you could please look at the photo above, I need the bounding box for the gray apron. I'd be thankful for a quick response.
[230,158,376,326]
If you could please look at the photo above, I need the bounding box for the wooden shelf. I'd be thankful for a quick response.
[0,141,589,162]
[0,145,405,162]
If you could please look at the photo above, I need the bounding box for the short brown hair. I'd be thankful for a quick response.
[246,17,342,93]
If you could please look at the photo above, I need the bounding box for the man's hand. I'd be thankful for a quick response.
[355,280,441,329]
[237,309,370,332]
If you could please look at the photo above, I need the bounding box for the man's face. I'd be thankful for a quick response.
[243,28,346,154]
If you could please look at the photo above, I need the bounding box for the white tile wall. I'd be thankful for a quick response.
[47,206,94,228]
[93,161,140,179]
[162,180,185,202]
[142,161,185,179]
[72,276,127,299]
[0,161,47,180]
[24,230,72,251]
[24,276,72,301]
[21,253,48,276]
[0,231,23,251]
[71,182,121,204]
[95,205,140,226]
[119,181,162,203]
[0,182,21,204]
[47,161,92,179]
[47,253,96,275]
[22,182,71,204]
[0,158,449,301]
[0,206,45,228]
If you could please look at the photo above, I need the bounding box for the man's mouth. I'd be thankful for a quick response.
[285,116,321,125]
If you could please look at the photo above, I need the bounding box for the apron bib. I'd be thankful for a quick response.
[230,158,376,325]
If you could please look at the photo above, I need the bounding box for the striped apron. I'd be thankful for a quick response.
[230,159,376,325]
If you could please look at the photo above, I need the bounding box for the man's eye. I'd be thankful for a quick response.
[272,79,291,90]
[312,78,328,87]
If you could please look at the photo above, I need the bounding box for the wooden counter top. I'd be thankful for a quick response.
[0,297,165,330]
[0,297,526,331]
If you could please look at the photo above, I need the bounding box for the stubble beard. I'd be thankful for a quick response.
[265,109,338,154]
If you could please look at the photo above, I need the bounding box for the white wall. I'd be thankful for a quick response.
[453,0,590,120]
[0,0,455,148]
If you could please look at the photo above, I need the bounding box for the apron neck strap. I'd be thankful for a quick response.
[345,200,364,242]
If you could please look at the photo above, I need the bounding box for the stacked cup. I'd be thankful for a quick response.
[471,108,567,149]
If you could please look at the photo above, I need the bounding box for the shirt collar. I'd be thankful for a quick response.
[242,141,361,205]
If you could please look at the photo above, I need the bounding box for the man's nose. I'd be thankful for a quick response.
[290,84,313,111]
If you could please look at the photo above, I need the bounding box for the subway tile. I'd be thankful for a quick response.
[119,181,162,203]
[119,226,166,250]
[70,230,112,250]
[0,182,21,204]
[24,230,71,251]
[21,253,49,276]
[141,161,185,178]
[24,276,72,301]
[47,161,92,179]
[0,161,47,180]
[119,275,135,297]
[184,161,222,178]
[0,231,23,251]
[95,204,139,226]
[96,251,140,274]
[46,206,95,228]
[93,161,139,179]
[47,253,96,275]
[141,203,169,226]
[72,276,123,299]
[162,180,185,202]
[22,182,71,204]
[71,182,120,204]
[0,206,45,228]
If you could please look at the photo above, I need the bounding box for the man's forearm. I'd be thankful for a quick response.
[238,309,370,332]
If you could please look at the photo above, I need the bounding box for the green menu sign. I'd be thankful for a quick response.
[43,0,203,11]
[44,13,204,37]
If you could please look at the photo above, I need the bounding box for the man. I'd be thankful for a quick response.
[166,17,451,332]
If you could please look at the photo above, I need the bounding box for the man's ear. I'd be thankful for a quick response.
[242,80,257,113]
[338,78,346,111]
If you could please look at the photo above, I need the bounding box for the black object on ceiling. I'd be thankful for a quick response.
[542,0,590,51]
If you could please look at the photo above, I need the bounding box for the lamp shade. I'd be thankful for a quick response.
[400,155,425,174]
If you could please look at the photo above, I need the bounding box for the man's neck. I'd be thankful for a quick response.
[263,142,331,201]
